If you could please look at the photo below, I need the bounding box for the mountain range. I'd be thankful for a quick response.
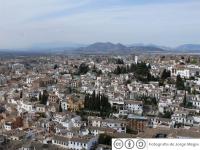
[175,44,200,52]
[70,42,200,54]
[1,42,200,55]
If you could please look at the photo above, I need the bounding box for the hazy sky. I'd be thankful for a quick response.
[0,0,200,49]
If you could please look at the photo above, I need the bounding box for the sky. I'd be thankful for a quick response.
[0,0,200,49]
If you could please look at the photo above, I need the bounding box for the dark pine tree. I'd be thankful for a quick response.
[161,69,171,80]
[54,64,58,69]
[39,92,42,101]
[20,91,23,99]
[59,102,62,112]
[176,75,185,90]
[40,90,49,105]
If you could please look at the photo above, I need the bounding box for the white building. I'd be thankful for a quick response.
[188,95,200,108]
[19,101,34,112]
[53,113,81,130]
[35,104,46,113]
[52,135,97,150]
[124,100,143,115]
[101,119,126,133]
[135,56,138,64]
[88,116,102,127]
[4,122,12,131]
[169,66,190,78]
[60,100,68,111]
[171,111,193,126]
[0,74,7,86]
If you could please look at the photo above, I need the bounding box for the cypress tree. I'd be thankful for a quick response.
[20,91,23,98]
[39,92,42,101]
[40,90,49,105]
[59,102,62,112]
[176,75,185,90]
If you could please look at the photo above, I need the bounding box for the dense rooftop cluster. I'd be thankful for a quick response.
[0,54,200,149]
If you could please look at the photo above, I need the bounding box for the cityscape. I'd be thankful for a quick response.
[1,54,200,149]
[1,0,200,150]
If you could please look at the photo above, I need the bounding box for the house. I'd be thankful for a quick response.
[26,75,38,84]
[11,63,24,71]
[0,135,5,144]
[187,95,200,108]
[171,111,194,126]
[158,100,172,114]
[48,92,59,104]
[109,98,124,109]
[0,74,7,86]
[88,116,102,127]
[53,112,67,123]
[20,100,35,112]
[37,118,53,131]
[9,131,26,141]
[88,126,116,136]
[169,66,190,78]
[113,109,128,118]
[39,77,56,87]
[52,135,97,150]
[102,119,127,133]
[148,117,172,129]
[88,117,127,133]
[35,104,46,113]
[0,91,6,101]
[66,94,84,112]
[148,117,160,128]
[4,117,23,131]
[127,114,148,132]
[60,99,68,111]
[4,121,12,131]
[53,112,81,130]
[21,141,68,150]
[124,100,143,115]
[48,103,59,112]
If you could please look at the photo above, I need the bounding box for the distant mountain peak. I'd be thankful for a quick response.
[176,44,200,51]
[75,42,166,54]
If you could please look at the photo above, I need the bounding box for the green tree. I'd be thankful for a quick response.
[59,102,62,112]
[84,91,111,117]
[40,90,49,105]
[176,75,185,90]
[186,102,193,108]
[98,134,113,146]
[115,59,124,64]
[20,91,23,98]
[54,64,58,69]
[78,63,89,75]
[162,111,173,118]
[161,69,171,80]
[182,91,187,107]
[39,92,42,101]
